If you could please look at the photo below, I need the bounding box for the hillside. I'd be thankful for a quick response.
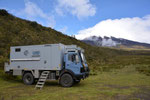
[0,9,150,73]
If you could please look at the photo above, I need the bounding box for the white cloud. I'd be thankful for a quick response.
[55,0,96,19]
[76,15,150,43]
[101,38,119,47]
[14,0,56,28]
[24,0,45,17]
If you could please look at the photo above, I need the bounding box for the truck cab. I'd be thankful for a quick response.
[59,46,89,87]
[65,50,89,79]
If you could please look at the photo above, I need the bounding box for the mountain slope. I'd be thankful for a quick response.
[0,9,130,69]
[82,36,150,49]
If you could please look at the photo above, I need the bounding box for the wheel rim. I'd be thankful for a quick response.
[62,75,72,86]
[63,76,70,84]
[25,76,31,83]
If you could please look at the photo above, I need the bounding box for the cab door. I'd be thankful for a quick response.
[65,52,81,74]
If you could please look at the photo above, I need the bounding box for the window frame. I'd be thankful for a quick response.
[15,48,21,52]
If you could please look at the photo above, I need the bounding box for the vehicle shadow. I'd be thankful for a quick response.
[44,81,85,87]
[44,81,60,87]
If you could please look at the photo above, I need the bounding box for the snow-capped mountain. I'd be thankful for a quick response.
[82,36,150,49]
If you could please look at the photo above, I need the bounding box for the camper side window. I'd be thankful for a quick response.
[32,51,40,57]
[15,48,21,52]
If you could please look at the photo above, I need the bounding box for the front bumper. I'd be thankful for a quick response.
[75,71,89,80]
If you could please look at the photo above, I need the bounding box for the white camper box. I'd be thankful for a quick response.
[9,44,65,71]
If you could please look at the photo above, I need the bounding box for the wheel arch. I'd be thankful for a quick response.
[22,70,34,77]
[59,69,77,80]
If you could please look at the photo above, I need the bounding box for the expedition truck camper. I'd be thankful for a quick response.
[4,43,89,88]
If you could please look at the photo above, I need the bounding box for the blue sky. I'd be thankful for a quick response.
[0,0,150,43]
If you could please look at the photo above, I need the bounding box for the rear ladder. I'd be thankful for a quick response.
[35,71,49,89]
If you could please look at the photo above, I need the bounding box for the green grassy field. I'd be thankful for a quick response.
[0,64,150,100]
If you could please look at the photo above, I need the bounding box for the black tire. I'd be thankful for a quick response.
[74,80,80,84]
[60,73,74,87]
[23,73,34,85]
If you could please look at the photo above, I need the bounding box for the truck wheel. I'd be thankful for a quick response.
[23,73,34,85]
[60,73,74,87]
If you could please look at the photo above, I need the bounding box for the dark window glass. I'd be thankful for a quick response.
[15,48,21,52]
[68,54,76,62]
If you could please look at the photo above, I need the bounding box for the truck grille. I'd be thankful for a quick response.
[80,67,90,73]
[80,67,85,73]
